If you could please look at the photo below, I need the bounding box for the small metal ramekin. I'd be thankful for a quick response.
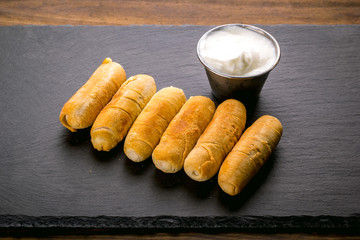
[197,24,281,102]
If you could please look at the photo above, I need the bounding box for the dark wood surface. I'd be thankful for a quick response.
[0,0,359,25]
[0,1,360,239]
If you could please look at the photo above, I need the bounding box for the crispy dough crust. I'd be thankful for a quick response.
[152,96,215,173]
[184,99,247,181]
[124,87,186,162]
[59,58,126,132]
[218,115,283,196]
[90,74,156,151]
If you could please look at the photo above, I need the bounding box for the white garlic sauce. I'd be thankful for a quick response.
[199,26,277,77]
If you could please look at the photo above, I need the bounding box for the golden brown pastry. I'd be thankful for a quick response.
[218,115,283,196]
[90,74,156,151]
[59,58,126,132]
[184,99,246,182]
[124,87,186,162]
[152,96,215,173]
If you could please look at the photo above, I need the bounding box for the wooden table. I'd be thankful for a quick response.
[0,1,359,239]
[0,0,359,25]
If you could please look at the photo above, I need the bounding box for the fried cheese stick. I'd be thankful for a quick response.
[152,96,215,173]
[184,99,246,181]
[91,74,156,151]
[218,115,283,196]
[59,58,126,132]
[124,87,186,162]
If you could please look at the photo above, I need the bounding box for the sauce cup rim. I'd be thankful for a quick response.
[197,23,281,79]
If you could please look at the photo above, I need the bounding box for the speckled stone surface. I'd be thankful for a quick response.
[0,25,359,230]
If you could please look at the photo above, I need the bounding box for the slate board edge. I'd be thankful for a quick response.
[1,215,359,234]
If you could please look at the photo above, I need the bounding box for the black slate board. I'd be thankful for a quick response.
[0,25,359,231]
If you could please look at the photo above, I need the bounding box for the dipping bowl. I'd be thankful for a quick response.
[197,24,281,101]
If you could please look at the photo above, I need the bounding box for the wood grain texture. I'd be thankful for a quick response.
[0,0,359,25]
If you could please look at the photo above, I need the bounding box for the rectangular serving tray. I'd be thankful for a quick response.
[0,25,359,231]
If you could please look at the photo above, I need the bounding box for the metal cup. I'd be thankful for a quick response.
[197,24,281,102]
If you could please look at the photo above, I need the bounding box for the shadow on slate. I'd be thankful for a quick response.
[124,157,154,175]
[91,140,125,163]
[218,150,277,212]
[62,127,91,147]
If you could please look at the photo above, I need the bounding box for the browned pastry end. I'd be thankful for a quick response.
[152,96,215,173]
[218,115,283,196]
[124,87,186,162]
[59,58,126,132]
[184,99,246,181]
[91,74,156,151]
